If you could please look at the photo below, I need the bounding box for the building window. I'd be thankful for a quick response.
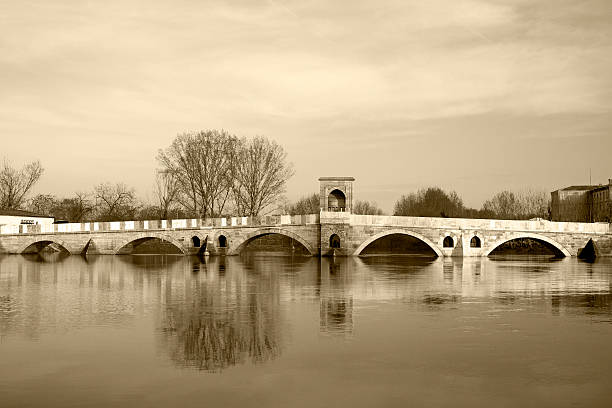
[443,236,454,248]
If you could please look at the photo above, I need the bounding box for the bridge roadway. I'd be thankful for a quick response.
[0,212,611,257]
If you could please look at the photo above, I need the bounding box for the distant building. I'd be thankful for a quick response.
[551,179,612,222]
[0,209,55,228]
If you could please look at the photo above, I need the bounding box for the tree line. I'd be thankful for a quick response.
[286,187,549,220]
[1,130,293,222]
[1,130,550,222]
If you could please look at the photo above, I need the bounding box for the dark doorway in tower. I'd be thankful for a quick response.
[328,189,346,212]
[218,235,227,248]
[330,234,341,248]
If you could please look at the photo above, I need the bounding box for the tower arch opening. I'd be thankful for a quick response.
[328,189,346,212]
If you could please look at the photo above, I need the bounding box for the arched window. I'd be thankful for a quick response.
[192,236,200,247]
[330,234,341,248]
[443,236,454,248]
[328,189,346,212]
[218,235,227,248]
[470,236,481,248]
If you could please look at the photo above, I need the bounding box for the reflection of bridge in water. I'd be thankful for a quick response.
[1,255,611,370]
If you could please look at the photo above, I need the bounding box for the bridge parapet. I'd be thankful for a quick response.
[346,214,610,234]
[0,214,321,236]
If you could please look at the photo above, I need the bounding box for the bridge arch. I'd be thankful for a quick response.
[113,232,188,255]
[18,238,72,254]
[482,233,571,257]
[353,229,443,257]
[228,228,316,256]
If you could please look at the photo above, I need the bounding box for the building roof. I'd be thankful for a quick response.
[318,177,355,181]
[0,208,54,218]
[560,185,596,191]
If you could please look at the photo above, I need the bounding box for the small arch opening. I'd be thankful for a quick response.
[328,189,346,212]
[470,236,481,248]
[330,234,341,248]
[192,236,200,247]
[218,235,227,248]
[443,236,454,248]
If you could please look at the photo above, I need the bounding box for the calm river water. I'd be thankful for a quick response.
[1,253,612,407]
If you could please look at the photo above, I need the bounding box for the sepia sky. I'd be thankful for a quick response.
[1,0,611,212]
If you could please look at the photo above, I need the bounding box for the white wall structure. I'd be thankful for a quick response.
[0,210,54,228]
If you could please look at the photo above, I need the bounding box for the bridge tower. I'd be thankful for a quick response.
[318,177,355,213]
[319,177,355,256]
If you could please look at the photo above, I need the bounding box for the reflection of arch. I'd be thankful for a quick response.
[353,229,443,257]
[330,234,341,248]
[328,189,346,212]
[443,236,454,248]
[113,232,187,255]
[470,236,481,248]
[228,228,316,256]
[483,233,571,257]
[18,238,71,254]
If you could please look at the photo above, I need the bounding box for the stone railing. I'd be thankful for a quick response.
[0,213,320,235]
[345,213,611,234]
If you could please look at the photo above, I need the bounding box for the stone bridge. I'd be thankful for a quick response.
[1,212,611,258]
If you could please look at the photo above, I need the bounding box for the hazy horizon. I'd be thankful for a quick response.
[2,0,611,213]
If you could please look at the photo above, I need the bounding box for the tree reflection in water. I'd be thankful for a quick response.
[159,256,282,371]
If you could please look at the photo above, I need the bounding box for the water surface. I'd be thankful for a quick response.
[1,254,611,407]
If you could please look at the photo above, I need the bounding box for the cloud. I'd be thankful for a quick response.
[0,0,610,208]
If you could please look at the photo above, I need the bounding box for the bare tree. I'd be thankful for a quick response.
[158,130,239,218]
[483,189,550,220]
[353,200,384,215]
[394,187,464,217]
[285,193,320,215]
[94,182,137,221]
[28,194,57,215]
[155,170,180,219]
[0,160,44,209]
[232,136,294,216]
[482,191,519,219]
[63,192,94,222]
